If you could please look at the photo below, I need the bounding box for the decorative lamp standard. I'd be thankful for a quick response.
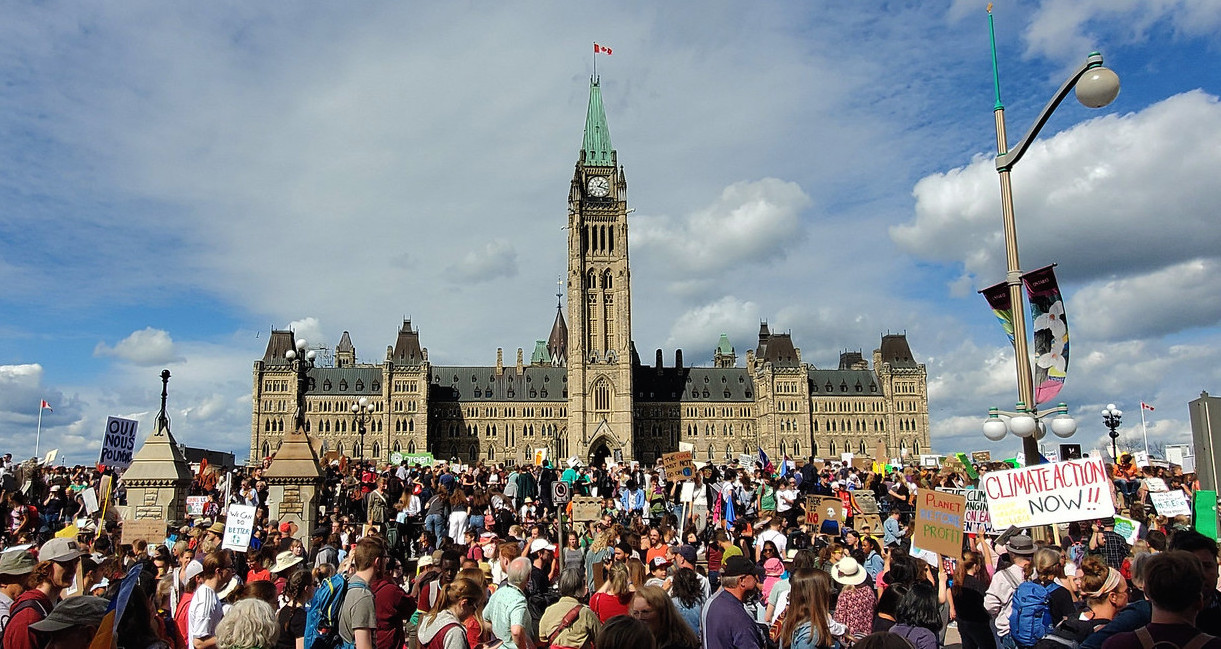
[1102,404,1123,461]
[982,11,1119,465]
[350,397,374,460]
[984,402,1078,449]
[284,339,317,432]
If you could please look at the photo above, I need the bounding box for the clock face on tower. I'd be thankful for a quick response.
[586,176,610,197]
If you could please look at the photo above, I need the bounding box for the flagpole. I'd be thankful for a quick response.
[1140,403,1150,457]
[592,43,597,80]
[35,402,42,458]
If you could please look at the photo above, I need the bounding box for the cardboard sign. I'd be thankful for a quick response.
[99,417,139,470]
[1144,478,1168,493]
[1150,490,1191,517]
[942,488,993,534]
[571,496,601,522]
[875,441,887,463]
[857,514,883,534]
[982,457,1115,529]
[806,496,843,526]
[851,457,872,471]
[971,451,991,464]
[1113,515,1141,544]
[853,492,879,515]
[660,451,695,481]
[186,496,208,517]
[121,519,165,546]
[222,505,257,552]
[914,490,966,558]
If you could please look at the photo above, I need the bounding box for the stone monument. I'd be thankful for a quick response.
[264,340,325,548]
[122,370,192,521]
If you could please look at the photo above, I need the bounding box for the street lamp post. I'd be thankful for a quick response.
[1102,404,1123,461]
[350,398,374,460]
[285,338,318,433]
[984,11,1119,464]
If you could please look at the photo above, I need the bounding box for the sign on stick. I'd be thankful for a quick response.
[99,417,139,470]
[121,519,165,546]
[942,488,993,534]
[660,451,695,481]
[914,490,967,559]
[186,496,208,517]
[805,496,843,526]
[1150,490,1191,517]
[981,457,1114,529]
[1113,515,1141,544]
[222,505,257,552]
[971,451,991,464]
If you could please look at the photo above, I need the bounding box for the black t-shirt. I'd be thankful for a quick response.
[952,575,990,623]
[276,606,306,649]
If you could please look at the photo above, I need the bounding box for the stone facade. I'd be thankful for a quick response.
[250,79,932,467]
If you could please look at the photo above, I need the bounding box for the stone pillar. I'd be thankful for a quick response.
[122,370,192,521]
[264,428,324,549]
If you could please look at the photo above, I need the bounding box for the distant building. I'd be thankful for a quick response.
[178,446,235,470]
[250,78,931,467]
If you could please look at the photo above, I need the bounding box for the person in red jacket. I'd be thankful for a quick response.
[372,559,418,649]
[3,537,83,649]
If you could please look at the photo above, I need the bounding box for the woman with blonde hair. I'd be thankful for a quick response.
[589,562,633,622]
[215,598,279,649]
[631,584,699,649]
[417,577,486,649]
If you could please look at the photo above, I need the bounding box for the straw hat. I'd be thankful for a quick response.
[831,557,868,586]
[270,551,303,574]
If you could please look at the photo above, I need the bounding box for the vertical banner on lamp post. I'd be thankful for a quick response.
[1023,265,1069,405]
[980,281,1016,346]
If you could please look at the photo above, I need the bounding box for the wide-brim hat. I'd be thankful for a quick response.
[29,595,108,633]
[831,557,868,586]
[207,521,226,535]
[271,551,303,573]
[0,549,35,576]
[1006,534,1036,556]
[216,575,241,599]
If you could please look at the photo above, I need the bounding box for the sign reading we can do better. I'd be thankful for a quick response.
[982,457,1115,529]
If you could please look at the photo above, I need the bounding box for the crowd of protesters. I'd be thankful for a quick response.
[0,447,1215,649]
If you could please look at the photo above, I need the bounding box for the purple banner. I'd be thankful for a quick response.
[1022,265,1068,405]
[979,281,1016,346]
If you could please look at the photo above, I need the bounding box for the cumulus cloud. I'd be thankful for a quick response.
[663,296,761,358]
[285,318,325,349]
[446,241,518,284]
[634,179,810,274]
[94,327,182,366]
[1023,1,1221,64]
[892,91,1221,286]
[1071,259,1221,340]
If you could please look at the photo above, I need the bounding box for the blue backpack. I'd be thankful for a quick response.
[304,574,368,649]
[1009,580,1061,647]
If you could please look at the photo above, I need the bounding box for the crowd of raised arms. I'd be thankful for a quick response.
[0,449,1215,649]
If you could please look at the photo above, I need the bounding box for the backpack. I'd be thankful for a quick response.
[1134,627,1214,649]
[1009,581,1061,647]
[424,621,464,649]
[304,574,352,649]
[1032,617,1106,649]
[0,597,50,644]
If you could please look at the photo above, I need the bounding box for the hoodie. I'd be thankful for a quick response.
[417,609,468,649]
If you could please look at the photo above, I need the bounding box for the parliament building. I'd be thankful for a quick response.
[250,79,931,467]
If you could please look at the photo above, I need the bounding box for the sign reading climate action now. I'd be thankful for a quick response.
[982,457,1115,529]
[99,417,139,470]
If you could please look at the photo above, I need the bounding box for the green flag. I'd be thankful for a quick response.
[1195,490,1218,540]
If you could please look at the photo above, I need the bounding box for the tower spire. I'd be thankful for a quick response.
[582,78,614,166]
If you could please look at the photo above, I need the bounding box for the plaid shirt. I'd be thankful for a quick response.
[1096,529,1130,569]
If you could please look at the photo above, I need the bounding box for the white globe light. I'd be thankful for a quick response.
[285,350,296,360]
[296,339,308,351]
[1076,66,1120,109]
[1051,415,1078,438]
[359,397,369,407]
[350,404,359,413]
[1114,409,1122,417]
[1010,414,1038,438]
[306,350,317,361]
[1106,403,1117,411]
[983,418,1008,441]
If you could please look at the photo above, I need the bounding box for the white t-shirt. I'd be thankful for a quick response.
[188,583,223,639]
[0,590,12,634]
[757,529,787,556]
[776,489,797,513]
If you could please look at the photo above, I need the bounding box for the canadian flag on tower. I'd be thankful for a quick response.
[1141,402,1155,411]
[594,43,613,55]
[40,400,52,412]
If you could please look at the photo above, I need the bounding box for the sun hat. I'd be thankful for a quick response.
[0,550,36,576]
[417,554,435,568]
[38,538,84,563]
[1006,534,1036,556]
[216,575,241,599]
[270,551,304,573]
[207,521,226,535]
[831,557,868,586]
[29,595,108,633]
[764,557,784,577]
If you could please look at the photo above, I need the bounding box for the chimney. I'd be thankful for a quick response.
[655,349,663,368]
[516,348,524,374]
[675,349,683,369]
[496,348,504,375]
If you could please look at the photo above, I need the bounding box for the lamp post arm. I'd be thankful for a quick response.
[996,53,1105,172]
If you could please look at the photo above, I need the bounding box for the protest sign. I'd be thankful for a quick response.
[222,505,257,552]
[1195,491,1218,540]
[981,457,1114,529]
[914,490,966,558]
[739,454,756,468]
[43,449,58,465]
[971,451,991,464]
[401,453,434,466]
[1059,444,1083,461]
[806,496,843,526]
[571,496,601,522]
[1182,456,1197,474]
[1134,452,1150,468]
[660,451,695,481]
[533,448,549,466]
[186,496,208,517]
[1113,515,1141,544]
[1150,490,1191,517]
[875,440,888,462]
[1144,478,1168,493]
[943,488,993,534]
[841,453,854,463]
[99,417,139,470]
[81,488,99,515]
[121,519,165,546]
[678,442,694,453]
[852,457,872,471]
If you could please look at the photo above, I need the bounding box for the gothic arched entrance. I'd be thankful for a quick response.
[589,440,612,468]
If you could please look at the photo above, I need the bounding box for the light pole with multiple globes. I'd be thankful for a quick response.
[981,9,1119,465]
[284,338,317,433]
[1102,404,1123,461]
[350,397,374,461]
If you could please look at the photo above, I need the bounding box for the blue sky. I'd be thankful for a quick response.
[2,1,1221,464]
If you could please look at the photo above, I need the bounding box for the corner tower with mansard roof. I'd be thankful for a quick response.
[566,77,635,464]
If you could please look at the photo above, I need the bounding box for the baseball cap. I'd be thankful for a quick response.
[38,538,84,563]
[676,545,698,566]
[30,596,108,633]
[0,550,36,576]
[183,561,204,581]
[529,538,556,555]
[649,557,671,571]
[720,555,758,578]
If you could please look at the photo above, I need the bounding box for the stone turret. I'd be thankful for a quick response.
[123,370,191,521]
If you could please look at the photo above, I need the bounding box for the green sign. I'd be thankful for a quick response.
[1195,490,1218,541]
[399,452,435,467]
[389,452,404,466]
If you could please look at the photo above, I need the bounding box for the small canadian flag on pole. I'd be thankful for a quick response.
[40,400,52,412]
[1141,402,1155,411]
[594,43,613,55]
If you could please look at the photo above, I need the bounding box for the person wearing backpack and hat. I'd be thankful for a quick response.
[27,595,108,649]
[0,549,36,635]
[3,537,83,649]
[985,534,1037,649]
[1009,548,1077,649]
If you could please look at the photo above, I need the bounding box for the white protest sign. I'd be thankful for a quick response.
[1150,490,1191,517]
[99,417,139,470]
[679,442,695,453]
[222,504,257,552]
[1182,456,1196,474]
[981,457,1115,529]
[81,488,99,515]
[186,496,208,517]
[943,488,993,534]
[739,454,755,468]
[43,449,58,465]
[1114,515,1141,544]
[1144,478,1168,493]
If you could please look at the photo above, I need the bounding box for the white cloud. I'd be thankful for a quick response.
[1071,259,1221,340]
[94,327,182,366]
[447,241,519,284]
[285,318,325,350]
[634,179,810,274]
[663,296,761,359]
[1023,1,1221,64]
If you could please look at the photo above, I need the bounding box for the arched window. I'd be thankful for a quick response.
[829,440,837,455]
[489,446,496,461]
[408,440,416,453]
[393,440,401,453]
[602,270,613,290]
[794,441,801,457]
[337,441,345,456]
[586,270,597,289]
[261,441,270,458]
[372,442,381,459]
[592,378,612,412]
[707,444,715,461]
[780,441,786,458]
[469,445,478,462]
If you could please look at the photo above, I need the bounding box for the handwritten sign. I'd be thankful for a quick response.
[914,490,966,558]
[186,496,208,517]
[1144,478,1168,493]
[805,496,843,526]
[1114,515,1141,544]
[222,505,257,552]
[81,488,99,515]
[571,496,601,522]
[971,451,991,463]
[660,451,695,481]
[121,519,165,546]
[99,417,139,470]
[942,488,993,534]
[1150,490,1191,517]
[982,457,1115,529]
[739,454,755,468]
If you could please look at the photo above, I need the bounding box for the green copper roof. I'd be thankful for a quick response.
[717,333,734,354]
[530,340,552,365]
[582,78,614,166]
